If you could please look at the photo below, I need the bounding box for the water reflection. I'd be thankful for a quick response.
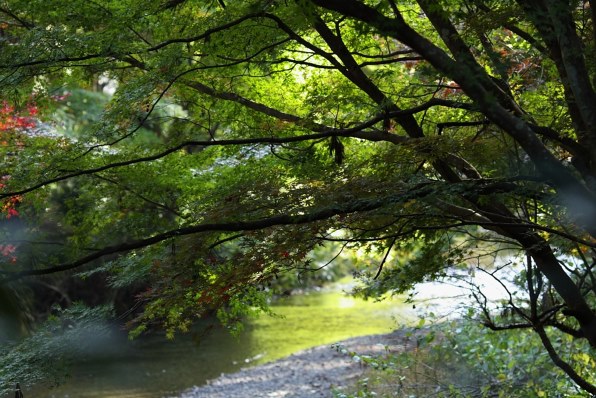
[25,291,410,398]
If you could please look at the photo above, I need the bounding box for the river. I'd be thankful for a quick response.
[24,289,412,398]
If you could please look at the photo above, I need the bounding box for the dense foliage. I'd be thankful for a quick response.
[0,0,596,394]
[334,316,595,397]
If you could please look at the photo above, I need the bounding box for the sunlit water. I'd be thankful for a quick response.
[24,290,412,398]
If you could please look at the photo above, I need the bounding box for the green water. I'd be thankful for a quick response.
[25,290,411,398]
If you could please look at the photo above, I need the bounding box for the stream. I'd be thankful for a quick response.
[24,289,412,398]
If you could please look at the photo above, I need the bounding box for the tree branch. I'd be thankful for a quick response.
[534,324,596,394]
[0,124,411,200]
[312,0,596,238]
[0,188,436,282]
[1,95,477,200]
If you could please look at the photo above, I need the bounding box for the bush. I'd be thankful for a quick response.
[333,318,595,398]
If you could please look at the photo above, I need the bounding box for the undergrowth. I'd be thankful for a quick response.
[332,316,595,398]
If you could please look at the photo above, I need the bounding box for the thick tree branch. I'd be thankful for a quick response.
[515,0,596,174]
[263,13,344,69]
[310,11,465,184]
[0,188,436,282]
[305,5,596,344]
[474,3,547,54]
[416,0,477,65]
[542,0,596,136]
[483,322,533,331]
[186,79,476,131]
[312,0,596,239]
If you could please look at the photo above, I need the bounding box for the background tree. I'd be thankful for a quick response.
[0,0,595,393]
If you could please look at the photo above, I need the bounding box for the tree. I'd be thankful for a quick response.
[0,0,595,393]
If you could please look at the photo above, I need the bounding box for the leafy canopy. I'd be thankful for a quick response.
[1,0,596,394]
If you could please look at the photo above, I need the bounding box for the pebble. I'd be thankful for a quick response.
[171,331,413,398]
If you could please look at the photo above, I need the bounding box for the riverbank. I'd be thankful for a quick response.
[174,329,421,398]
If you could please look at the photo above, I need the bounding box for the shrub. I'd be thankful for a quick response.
[333,318,595,398]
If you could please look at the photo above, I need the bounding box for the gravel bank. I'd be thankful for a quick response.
[174,330,415,398]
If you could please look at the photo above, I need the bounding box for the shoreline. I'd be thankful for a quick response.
[173,329,418,398]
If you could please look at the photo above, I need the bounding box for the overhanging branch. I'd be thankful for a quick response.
[2,96,475,199]
[0,191,429,282]
[0,127,409,199]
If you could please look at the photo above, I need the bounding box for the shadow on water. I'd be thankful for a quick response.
[24,290,411,398]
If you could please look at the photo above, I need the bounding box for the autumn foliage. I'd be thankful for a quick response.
[0,100,37,264]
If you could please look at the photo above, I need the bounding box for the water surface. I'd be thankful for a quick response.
[25,290,411,398]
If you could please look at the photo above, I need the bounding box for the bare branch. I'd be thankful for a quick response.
[374,236,398,279]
